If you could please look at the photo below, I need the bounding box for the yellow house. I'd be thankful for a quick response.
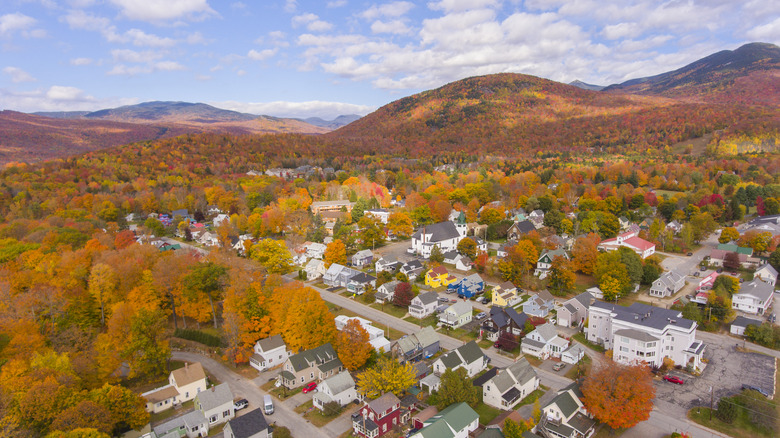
[492,281,521,307]
[425,265,457,288]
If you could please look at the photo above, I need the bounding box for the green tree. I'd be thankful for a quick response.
[716,397,738,423]
[548,256,576,296]
[183,262,228,328]
[712,275,739,295]
[358,215,385,250]
[429,245,444,263]
[143,217,165,236]
[682,302,702,323]
[618,247,643,286]
[457,237,477,259]
[435,368,479,409]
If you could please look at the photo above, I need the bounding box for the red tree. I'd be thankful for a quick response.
[392,282,413,307]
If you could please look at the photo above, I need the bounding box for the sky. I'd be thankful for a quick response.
[0,1,778,120]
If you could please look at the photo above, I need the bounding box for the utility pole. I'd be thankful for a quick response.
[709,386,713,420]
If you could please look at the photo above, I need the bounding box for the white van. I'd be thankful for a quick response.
[264,395,274,415]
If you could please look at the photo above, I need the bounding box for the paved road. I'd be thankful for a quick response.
[171,351,324,438]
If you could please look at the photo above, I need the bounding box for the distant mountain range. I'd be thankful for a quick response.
[569,80,605,91]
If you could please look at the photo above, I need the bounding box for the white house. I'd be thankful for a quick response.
[313,371,358,411]
[213,214,230,227]
[409,291,439,319]
[250,335,291,372]
[557,292,594,328]
[304,258,327,280]
[351,249,374,268]
[410,221,467,258]
[364,209,391,224]
[649,271,686,298]
[323,263,359,288]
[536,382,596,438]
[732,279,774,315]
[482,358,539,410]
[375,257,401,273]
[597,231,655,259]
[587,301,705,370]
[730,315,764,336]
[433,341,488,378]
[334,316,391,352]
[142,362,208,413]
[754,264,778,287]
[535,248,568,279]
[195,383,235,428]
[375,280,401,304]
[438,301,472,329]
[400,260,425,281]
[521,323,569,359]
[304,242,327,259]
[561,344,586,364]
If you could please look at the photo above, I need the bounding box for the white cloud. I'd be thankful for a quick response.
[211,100,374,119]
[61,10,126,43]
[602,22,640,40]
[746,17,780,42]
[361,2,415,20]
[284,0,297,13]
[327,0,347,7]
[3,67,36,83]
[154,61,185,71]
[428,0,501,13]
[371,20,411,34]
[70,57,93,66]
[0,13,37,37]
[247,48,277,60]
[125,28,176,47]
[47,85,85,100]
[0,86,138,112]
[292,13,333,32]
[109,0,216,22]
[111,48,163,63]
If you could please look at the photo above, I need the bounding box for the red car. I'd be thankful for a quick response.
[663,375,684,385]
[302,382,318,393]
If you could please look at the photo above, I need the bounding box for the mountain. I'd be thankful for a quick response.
[299,114,362,129]
[31,111,90,119]
[603,42,780,104]
[83,101,258,124]
[569,80,605,91]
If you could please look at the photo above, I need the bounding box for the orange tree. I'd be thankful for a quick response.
[336,319,373,370]
[581,361,655,429]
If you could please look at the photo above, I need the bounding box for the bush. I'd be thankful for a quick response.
[173,329,223,347]
[273,426,291,438]
[321,401,343,417]
[715,397,738,423]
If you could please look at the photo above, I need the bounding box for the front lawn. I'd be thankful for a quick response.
[474,402,503,425]
[441,327,478,343]
[572,333,605,353]
[294,400,344,427]
[511,385,548,409]
[269,384,302,401]
[150,400,194,424]
[403,314,438,328]
[370,303,409,319]
[564,355,592,380]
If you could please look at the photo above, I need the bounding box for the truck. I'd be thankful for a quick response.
[264,394,274,415]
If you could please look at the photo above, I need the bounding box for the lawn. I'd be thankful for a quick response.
[564,355,592,380]
[294,400,343,427]
[149,400,194,424]
[403,314,438,328]
[441,326,478,343]
[474,402,503,425]
[478,339,494,349]
[572,333,605,353]
[267,384,302,401]
[511,385,548,409]
[371,303,409,319]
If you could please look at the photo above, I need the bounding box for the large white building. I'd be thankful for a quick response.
[410,220,467,258]
[597,231,655,259]
[587,301,705,371]
[732,279,774,315]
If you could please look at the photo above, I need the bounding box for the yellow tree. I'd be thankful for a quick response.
[88,263,118,326]
[388,212,413,238]
[248,239,292,274]
[356,355,416,398]
[719,227,739,244]
[269,283,336,352]
[336,319,372,371]
[324,239,347,268]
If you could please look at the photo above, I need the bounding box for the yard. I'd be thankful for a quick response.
[511,386,548,409]
[260,380,303,401]
[293,400,344,427]
[370,302,409,319]
[474,402,503,425]
[403,314,438,328]
[572,333,605,353]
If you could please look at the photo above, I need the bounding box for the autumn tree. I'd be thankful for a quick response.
[387,212,413,238]
[88,263,120,326]
[356,355,416,398]
[719,227,740,244]
[248,239,292,274]
[498,240,538,285]
[496,330,518,350]
[268,282,336,352]
[358,215,385,250]
[336,319,372,370]
[457,237,477,259]
[722,252,741,271]
[323,239,347,268]
[571,234,600,275]
[581,361,655,429]
[435,368,479,409]
[183,262,227,328]
[429,245,444,263]
[392,282,413,307]
[548,256,576,296]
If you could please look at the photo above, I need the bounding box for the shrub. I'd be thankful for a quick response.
[715,397,738,423]
[321,401,343,417]
[173,329,223,347]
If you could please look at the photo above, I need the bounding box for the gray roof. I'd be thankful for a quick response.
[440,341,484,369]
[288,343,339,372]
[590,301,695,331]
[394,326,439,354]
[226,408,270,438]
[367,392,400,414]
[353,249,373,259]
[416,291,439,305]
[446,300,472,316]
[569,291,594,308]
[731,315,764,329]
[736,279,774,302]
[539,248,567,262]
[534,289,555,302]
[614,328,660,343]
[323,371,356,395]
[490,357,536,394]
[547,389,580,419]
[511,220,536,234]
[412,221,462,242]
[154,410,206,436]
[256,334,285,353]
[196,383,234,412]
[533,323,559,342]
[402,260,424,271]
[349,272,376,284]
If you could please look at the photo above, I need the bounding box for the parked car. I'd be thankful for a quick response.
[741,384,770,397]
[438,297,449,303]
[663,375,684,385]
[716,268,723,273]
[450,299,458,303]
[693,272,700,277]
[302,382,318,393]
[475,312,486,320]
[687,252,693,256]
[234,399,249,410]
[730,272,738,276]
[700,266,707,271]
[553,363,566,372]
[476,297,488,304]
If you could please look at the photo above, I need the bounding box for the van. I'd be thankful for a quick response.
[263,395,274,415]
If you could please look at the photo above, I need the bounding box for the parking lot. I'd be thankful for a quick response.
[654,336,776,410]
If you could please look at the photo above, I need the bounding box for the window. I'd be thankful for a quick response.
[192,426,199,432]
[301,377,305,382]
[620,336,629,344]
[210,415,218,424]
[185,392,189,398]
[311,373,314,379]
[223,410,230,417]
[646,342,656,348]
[383,424,387,432]
[619,346,629,353]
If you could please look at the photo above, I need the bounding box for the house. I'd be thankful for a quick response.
[497,240,516,258]
[717,243,753,257]
[709,249,758,269]
[529,216,545,229]
[597,231,655,259]
[666,220,683,234]
[313,371,358,411]
[521,323,569,359]
[213,214,230,227]
[443,250,460,265]
[352,393,406,438]
[754,264,778,287]
[587,301,705,370]
[400,260,424,281]
[507,221,536,241]
[365,209,391,224]
[347,272,377,295]
[410,220,467,258]
[438,301,473,329]
[561,345,586,364]
[730,315,764,336]
[649,270,686,298]
[304,242,327,259]
[425,266,458,288]
[198,231,220,247]
[352,249,375,268]
[557,291,594,328]
[335,316,388,343]
[481,307,529,341]
[618,216,631,231]
[535,248,569,279]
[448,273,484,299]
[529,210,544,219]
[482,358,539,410]
[249,335,291,372]
[304,258,327,280]
[491,281,522,307]
[375,280,401,304]
[732,279,774,315]
[433,341,488,378]
[471,236,488,253]
[536,381,596,438]
[523,290,555,318]
[375,257,401,273]
[311,200,354,215]
[143,362,208,413]
[223,408,272,438]
[409,291,439,319]
[153,409,210,438]
[195,383,235,428]
[323,263,360,288]
[278,343,343,389]
[390,326,441,363]
[455,255,473,271]
[409,402,479,438]
[410,405,439,430]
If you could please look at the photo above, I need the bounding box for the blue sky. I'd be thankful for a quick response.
[1,1,778,119]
